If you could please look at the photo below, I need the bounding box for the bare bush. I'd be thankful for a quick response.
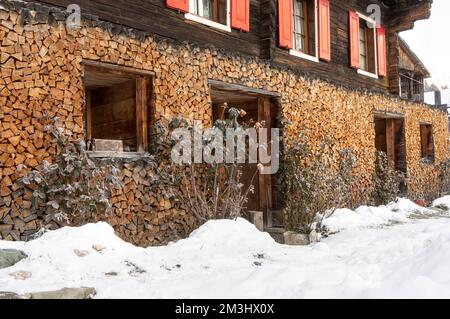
[154,107,259,223]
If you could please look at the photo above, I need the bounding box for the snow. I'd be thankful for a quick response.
[323,198,435,233]
[1,197,450,299]
[433,196,450,209]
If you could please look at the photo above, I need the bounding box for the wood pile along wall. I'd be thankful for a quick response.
[0,0,449,245]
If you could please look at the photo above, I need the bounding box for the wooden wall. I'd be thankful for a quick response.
[399,46,417,72]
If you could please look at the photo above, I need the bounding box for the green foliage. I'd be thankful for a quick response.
[19,121,121,226]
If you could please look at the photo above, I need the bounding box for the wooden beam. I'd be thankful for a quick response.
[208,79,281,98]
[258,97,273,226]
[83,60,155,77]
[388,1,432,32]
[374,110,405,119]
[386,119,396,163]
[136,77,149,153]
[85,90,92,142]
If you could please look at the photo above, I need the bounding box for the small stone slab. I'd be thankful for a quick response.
[0,292,23,300]
[284,231,310,246]
[0,249,28,269]
[25,287,97,300]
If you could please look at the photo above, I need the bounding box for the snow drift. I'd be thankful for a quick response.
[1,197,450,299]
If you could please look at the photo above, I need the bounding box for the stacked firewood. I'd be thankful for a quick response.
[0,0,448,245]
[102,162,197,247]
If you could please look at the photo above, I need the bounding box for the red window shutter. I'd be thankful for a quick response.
[231,0,250,32]
[278,0,293,49]
[166,0,189,13]
[377,26,387,76]
[318,0,331,61]
[349,11,360,69]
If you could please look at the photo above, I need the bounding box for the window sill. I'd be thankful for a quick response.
[87,151,148,159]
[289,50,319,63]
[357,69,379,79]
[185,13,231,32]
[420,157,435,165]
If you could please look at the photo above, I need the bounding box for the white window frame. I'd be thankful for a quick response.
[356,12,379,79]
[185,0,231,33]
[289,0,319,63]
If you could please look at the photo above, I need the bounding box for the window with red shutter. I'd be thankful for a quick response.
[179,1,232,32]
[231,0,250,32]
[166,0,189,13]
[349,11,360,69]
[377,26,387,76]
[287,0,330,63]
[351,11,381,78]
[279,0,293,49]
[318,0,330,61]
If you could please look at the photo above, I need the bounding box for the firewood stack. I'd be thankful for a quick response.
[101,161,197,247]
[0,0,449,245]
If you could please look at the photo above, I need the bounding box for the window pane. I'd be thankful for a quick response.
[359,25,367,70]
[295,34,305,51]
[294,0,304,16]
[360,57,366,71]
[293,0,306,52]
[201,0,212,18]
[194,0,227,25]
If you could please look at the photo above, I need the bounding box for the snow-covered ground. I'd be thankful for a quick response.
[1,197,450,299]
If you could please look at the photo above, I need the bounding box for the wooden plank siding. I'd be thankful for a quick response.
[29,0,261,56]
[28,0,429,93]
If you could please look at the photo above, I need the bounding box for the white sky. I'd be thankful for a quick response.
[400,0,450,89]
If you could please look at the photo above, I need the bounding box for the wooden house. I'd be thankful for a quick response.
[0,0,449,245]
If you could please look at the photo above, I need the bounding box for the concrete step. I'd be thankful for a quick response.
[265,227,285,244]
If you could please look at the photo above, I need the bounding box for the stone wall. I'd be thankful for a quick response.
[0,1,449,245]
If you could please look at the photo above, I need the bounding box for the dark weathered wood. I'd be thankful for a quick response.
[374,110,405,119]
[84,60,155,77]
[208,79,281,97]
[85,90,92,141]
[31,0,261,57]
[30,0,431,94]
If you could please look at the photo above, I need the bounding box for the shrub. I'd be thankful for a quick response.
[154,106,259,223]
[281,132,357,234]
[439,160,450,196]
[19,121,121,227]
